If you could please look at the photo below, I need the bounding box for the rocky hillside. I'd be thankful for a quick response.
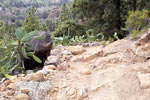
[1,33,150,100]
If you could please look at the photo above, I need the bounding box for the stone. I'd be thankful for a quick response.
[9,77,23,83]
[68,46,85,55]
[8,83,15,89]
[13,93,29,100]
[14,81,53,100]
[57,65,66,71]
[9,76,17,82]
[0,86,6,91]
[21,88,30,94]
[80,69,91,75]
[17,74,25,77]
[60,61,70,68]
[67,88,76,96]
[45,56,59,65]
[62,82,68,88]
[138,73,150,89]
[47,56,58,63]
[78,88,88,100]
[70,55,83,62]
[132,33,150,58]
[25,72,44,81]
[25,70,34,74]
[43,65,56,70]
[84,50,103,61]
[37,70,50,75]
[7,90,14,96]
[4,80,11,85]
[62,50,72,55]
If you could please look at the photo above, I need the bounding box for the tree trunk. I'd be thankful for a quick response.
[133,0,136,11]
[114,0,121,31]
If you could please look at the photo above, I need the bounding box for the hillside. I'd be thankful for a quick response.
[1,32,150,100]
[0,0,73,22]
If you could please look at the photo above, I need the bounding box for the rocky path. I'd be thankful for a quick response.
[1,34,150,100]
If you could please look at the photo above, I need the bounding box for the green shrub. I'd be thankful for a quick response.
[0,28,43,78]
[53,19,85,38]
[126,10,150,37]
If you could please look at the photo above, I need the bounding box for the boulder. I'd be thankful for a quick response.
[18,31,52,73]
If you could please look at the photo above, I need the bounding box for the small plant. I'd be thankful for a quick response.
[102,40,107,46]
[0,27,44,78]
[113,32,119,40]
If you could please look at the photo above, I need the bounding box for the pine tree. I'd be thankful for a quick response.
[23,6,40,33]
[60,3,71,22]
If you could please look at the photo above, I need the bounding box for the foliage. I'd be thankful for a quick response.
[42,11,49,19]
[52,29,105,47]
[23,6,40,33]
[53,19,85,38]
[125,10,150,37]
[46,20,56,32]
[0,21,4,39]
[0,27,43,78]
[71,0,150,39]
[130,28,146,37]
[60,3,72,22]
[40,23,48,32]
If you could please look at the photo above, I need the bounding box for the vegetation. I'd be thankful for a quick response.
[0,27,44,78]
[125,10,150,37]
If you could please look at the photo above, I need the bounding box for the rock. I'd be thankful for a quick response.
[57,65,66,71]
[13,93,29,100]
[84,50,103,61]
[15,81,53,100]
[14,31,53,73]
[80,69,91,75]
[68,46,85,55]
[45,56,59,65]
[138,73,150,89]
[1,78,7,82]
[9,76,22,83]
[67,88,76,96]
[8,83,14,89]
[70,55,83,62]
[43,65,56,70]
[17,74,25,77]
[25,72,44,81]
[132,33,150,58]
[60,61,70,68]
[62,82,68,88]
[25,70,34,74]
[6,90,14,96]
[4,80,11,85]
[37,70,50,75]
[0,86,6,91]
[21,88,30,94]
[62,50,72,55]
[78,88,88,100]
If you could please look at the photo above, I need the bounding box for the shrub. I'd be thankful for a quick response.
[126,10,150,37]
[0,28,43,78]
[53,19,85,38]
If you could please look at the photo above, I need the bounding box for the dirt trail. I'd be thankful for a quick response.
[1,34,150,100]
